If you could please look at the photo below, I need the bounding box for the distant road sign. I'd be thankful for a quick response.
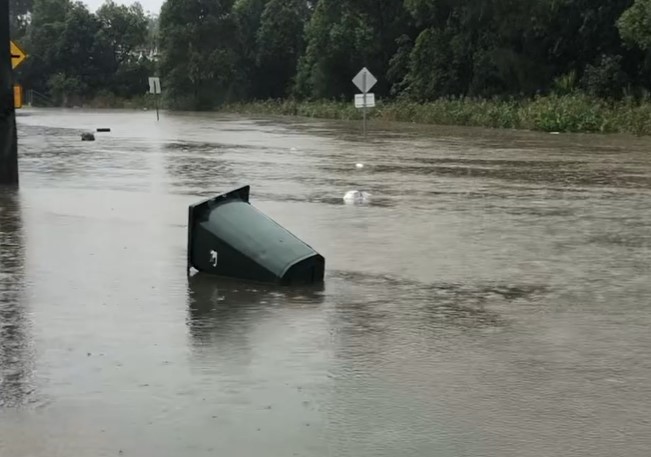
[10,41,27,70]
[13,85,22,109]
[354,93,375,108]
[352,67,377,93]
[148,76,161,94]
[148,76,162,121]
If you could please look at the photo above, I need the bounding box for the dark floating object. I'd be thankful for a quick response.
[81,132,95,141]
[187,185,325,285]
[96,128,111,132]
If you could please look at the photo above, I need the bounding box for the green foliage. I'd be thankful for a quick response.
[9,0,33,38]
[97,1,148,64]
[14,0,153,105]
[618,0,651,50]
[553,71,578,95]
[256,0,307,98]
[404,27,462,100]
[580,54,628,98]
[111,57,154,98]
[524,94,611,132]
[145,15,159,53]
[232,0,269,99]
[221,99,361,120]
[158,0,239,110]
[296,0,410,99]
[48,72,86,106]
[223,95,651,136]
[20,0,116,100]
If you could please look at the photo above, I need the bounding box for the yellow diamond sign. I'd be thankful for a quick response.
[10,41,27,70]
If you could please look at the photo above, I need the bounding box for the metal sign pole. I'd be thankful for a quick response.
[0,0,18,186]
[363,72,367,139]
[148,76,161,121]
[352,67,377,140]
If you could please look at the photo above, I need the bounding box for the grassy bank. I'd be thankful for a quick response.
[86,94,158,110]
[29,92,158,110]
[221,94,651,136]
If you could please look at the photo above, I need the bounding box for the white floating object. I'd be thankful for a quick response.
[290,147,297,152]
[343,190,371,204]
[355,163,364,169]
[550,131,560,135]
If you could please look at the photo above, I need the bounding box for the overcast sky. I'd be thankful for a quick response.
[83,0,163,15]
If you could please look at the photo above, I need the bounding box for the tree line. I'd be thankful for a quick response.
[11,0,651,109]
[12,0,158,106]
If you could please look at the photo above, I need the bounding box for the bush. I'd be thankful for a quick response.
[220,93,651,136]
[524,94,610,132]
[581,55,628,99]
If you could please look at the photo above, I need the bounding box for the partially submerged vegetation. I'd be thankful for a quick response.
[222,94,651,136]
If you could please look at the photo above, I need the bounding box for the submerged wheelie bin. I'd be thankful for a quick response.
[187,186,325,285]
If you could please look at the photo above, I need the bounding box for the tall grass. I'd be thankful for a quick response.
[221,94,651,136]
[85,93,158,110]
[222,99,360,120]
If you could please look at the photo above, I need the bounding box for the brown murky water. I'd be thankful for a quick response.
[1,108,651,456]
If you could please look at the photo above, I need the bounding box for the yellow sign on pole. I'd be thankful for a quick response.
[10,41,27,70]
[14,85,23,109]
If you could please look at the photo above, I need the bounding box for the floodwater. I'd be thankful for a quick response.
[1,108,651,457]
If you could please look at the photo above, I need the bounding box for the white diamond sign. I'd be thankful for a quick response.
[352,67,377,93]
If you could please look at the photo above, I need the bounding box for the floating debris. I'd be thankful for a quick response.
[343,190,371,204]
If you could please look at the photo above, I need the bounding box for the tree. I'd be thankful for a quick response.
[21,0,73,95]
[296,0,410,99]
[96,1,148,66]
[232,0,269,99]
[9,0,33,39]
[617,0,651,93]
[581,54,628,98]
[21,0,115,103]
[619,0,651,50]
[52,1,114,101]
[95,0,150,98]
[255,0,307,98]
[159,0,240,109]
[12,0,162,104]
[401,0,530,99]
[145,14,159,56]
[399,0,638,100]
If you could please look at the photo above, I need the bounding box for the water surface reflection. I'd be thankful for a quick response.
[0,191,34,407]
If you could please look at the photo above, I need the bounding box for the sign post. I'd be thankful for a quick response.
[352,67,377,139]
[148,76,162,121]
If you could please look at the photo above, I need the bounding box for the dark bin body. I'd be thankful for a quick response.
[187,186,325,285]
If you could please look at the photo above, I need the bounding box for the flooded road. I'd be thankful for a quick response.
[2,108,651,456]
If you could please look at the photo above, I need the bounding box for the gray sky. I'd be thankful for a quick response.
[83,0,163,15]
